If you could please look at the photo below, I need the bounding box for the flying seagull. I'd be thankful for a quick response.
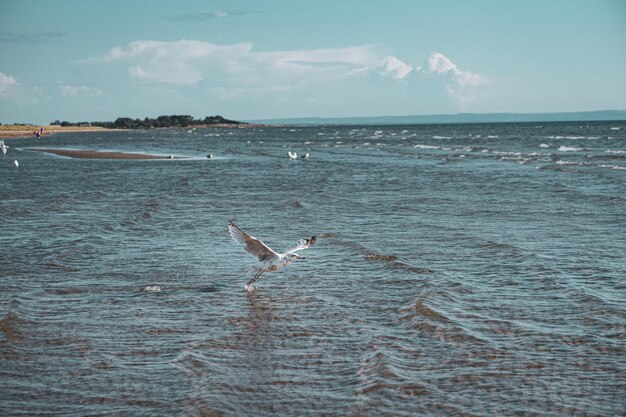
[228,220,316,291]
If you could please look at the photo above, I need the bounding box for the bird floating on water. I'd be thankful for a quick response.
[12,160,19,167]
[228,220,316,292]
[301,152,309,159]
[0,140,7,155]
[287,151,297,160]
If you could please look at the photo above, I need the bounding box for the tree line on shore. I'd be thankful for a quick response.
[49,115,242,129]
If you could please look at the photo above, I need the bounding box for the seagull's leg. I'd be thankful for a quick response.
[244,271,263,292]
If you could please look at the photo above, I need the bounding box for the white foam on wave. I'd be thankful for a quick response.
[492,151,522,156]
[432,135,452,139]
[142,285,162,292]
[547,135,587,140]
[605,149,626,154]
[555,159,584,166]
[558,146,583,152]
[599,164,626,171]
[413,144,440,149]
[540,143,550,148]
[500,156,531,164]
[609,127,621,131]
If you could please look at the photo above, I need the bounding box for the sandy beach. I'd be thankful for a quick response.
[32,148,178,160]
[0,126,110,140]
[0,124,265,140]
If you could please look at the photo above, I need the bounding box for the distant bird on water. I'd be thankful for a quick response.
[228,220,316,291]
[12,160,19,167]
[287,151,297,160]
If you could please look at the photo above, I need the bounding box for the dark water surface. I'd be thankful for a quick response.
[1,122,625,416]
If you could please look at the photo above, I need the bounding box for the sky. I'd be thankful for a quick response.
[0,0,625,124]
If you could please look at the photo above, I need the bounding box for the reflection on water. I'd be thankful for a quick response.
[1,121,625,416]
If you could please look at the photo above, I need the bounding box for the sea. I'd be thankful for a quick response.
[1,121,625,416]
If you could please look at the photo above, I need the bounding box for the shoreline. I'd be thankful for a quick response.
[0,127,110,140]
[32,148,182,160]
[0,123,267,140]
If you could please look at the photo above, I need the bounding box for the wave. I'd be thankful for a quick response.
[400,297,450,322]
[558,146,584,152]
[555,159,585,166]
[364,252,433,274]
[599,164,626,171]
[547,136,589,140]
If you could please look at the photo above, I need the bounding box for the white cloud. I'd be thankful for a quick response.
[168,9,249,21]
[380,56,413,79]
[59,85,102,97]
[83,40,412,87]
[211,10,229,18]
[0,72,18,95]
[423,52,485,87]
[76,41,489,114]
[419,52,487,107]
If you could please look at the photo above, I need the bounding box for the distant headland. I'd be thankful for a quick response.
[0,115,262,139]
[49,114,251,129]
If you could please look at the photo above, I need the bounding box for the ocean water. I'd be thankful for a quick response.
[1,121,624,416]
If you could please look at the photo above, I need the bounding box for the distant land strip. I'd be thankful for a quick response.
[0,114,263,139]
[247,110,626,125]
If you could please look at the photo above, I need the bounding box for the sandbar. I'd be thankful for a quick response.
[0,127,110,140]
[33,148,177,160]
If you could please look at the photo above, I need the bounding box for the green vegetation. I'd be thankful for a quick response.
[50,115,242,129]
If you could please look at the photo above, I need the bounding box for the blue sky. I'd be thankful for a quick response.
[0,0,624,124]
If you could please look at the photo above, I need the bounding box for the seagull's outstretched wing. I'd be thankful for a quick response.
[284,236,316,254]
[228,220,279,261]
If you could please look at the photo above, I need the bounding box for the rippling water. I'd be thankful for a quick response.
[1,122,625,416]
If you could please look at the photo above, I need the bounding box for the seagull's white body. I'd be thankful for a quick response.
[288,151,297,160]
[228,220,316,291]
[0,141,8,155]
